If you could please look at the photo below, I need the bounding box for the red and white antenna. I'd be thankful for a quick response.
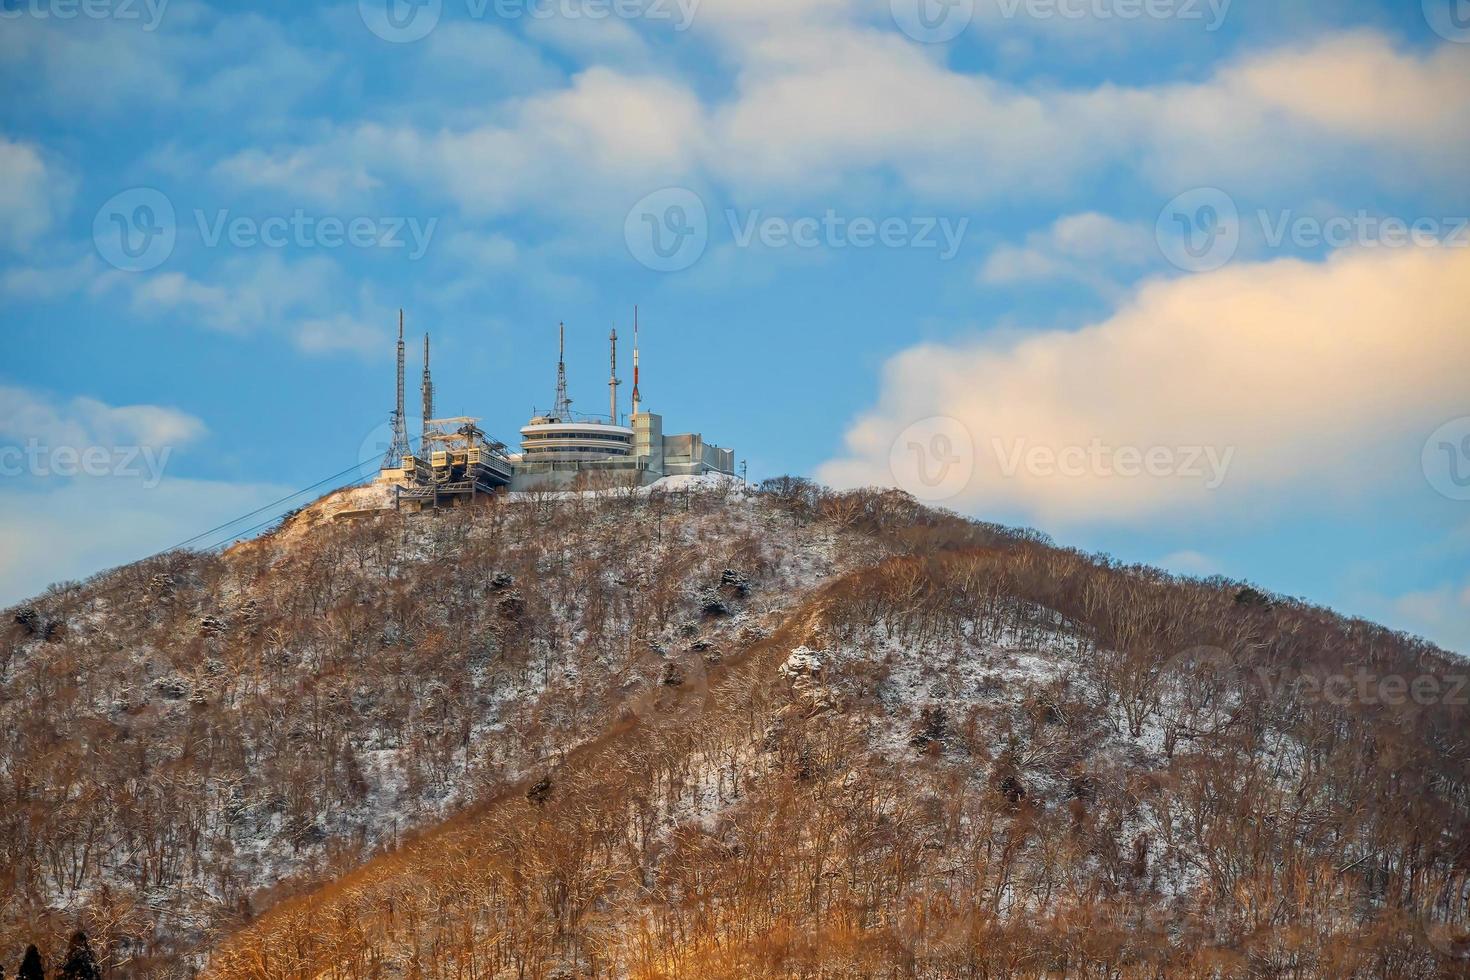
[631,306,642,416]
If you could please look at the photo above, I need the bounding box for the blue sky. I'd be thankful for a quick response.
[1,0,1467,652]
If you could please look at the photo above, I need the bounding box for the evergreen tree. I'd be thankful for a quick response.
[58,933,100,980]
[17,945,43,980]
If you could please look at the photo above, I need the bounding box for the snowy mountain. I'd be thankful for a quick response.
[3,477,1467,978]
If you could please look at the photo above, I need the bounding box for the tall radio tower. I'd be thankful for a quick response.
[554,321,573,419]
[608,326,621,424]
[631,306,641,417]
[421,332,434,451]
[382,309,412,469]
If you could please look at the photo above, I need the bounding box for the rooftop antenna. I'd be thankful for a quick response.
[631,306,641,417]
[383,309,412,469]
[421,332,433,452]
[554,321,573,419]
[609,324,621,425]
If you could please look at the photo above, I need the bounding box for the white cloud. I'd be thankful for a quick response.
[1226,32,1469,146]
[115,254,385,355]
[0,138,65,251]
[212,149,382,207]
[443,231,520,267]
[710,28,1470,201]
[199,27,1469,231]
[1376,580,1470,656]
[0,476,288,607]
[0,8,336,122]
[212,67,706,222]
[980,212,1154,289]
[0,254,102,299]
[1157,549,1223,577]
[295,313,382,356]
[0,385,291,607]
[819,243,1470,524]
[524,12,653,62]
[0,385,206,452]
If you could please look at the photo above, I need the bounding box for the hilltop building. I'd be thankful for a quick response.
[375,310,734,507]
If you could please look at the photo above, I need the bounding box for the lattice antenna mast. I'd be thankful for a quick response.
[554,321,573,419]
[421,332,433,452]
[608,325,620,424]
[383,309,412,468]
